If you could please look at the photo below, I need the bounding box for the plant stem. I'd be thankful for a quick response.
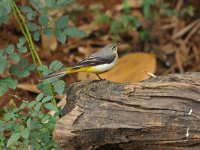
[12,1,57,106]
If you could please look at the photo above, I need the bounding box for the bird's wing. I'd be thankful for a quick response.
[73,53,115,68]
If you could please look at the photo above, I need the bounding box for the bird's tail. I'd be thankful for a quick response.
[40,67,91,81]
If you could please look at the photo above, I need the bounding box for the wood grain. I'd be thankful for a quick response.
[54,72,200,150]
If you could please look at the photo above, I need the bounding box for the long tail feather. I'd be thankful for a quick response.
[40,71,67,81]
[40,66,92,81]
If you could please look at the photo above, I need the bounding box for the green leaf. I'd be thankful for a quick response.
[64,26,86,37]
[3,0,12,14]
[43,27,53,37]
[0,77,18,96]
[10,53,20,62]
[53,80,65,96]
[5,45,14,54]
[7,132,20,147]
[38,14,48,27]
[35,102,42,111]
[20,6,32,13]
[57,0,73,5]
[4,113,14,121]
[42,96,53,103]
[5,121,15,130]
[55,29,66,44]
[13,123,24,132]
[27,22,38,32]
[33,30,41,41]
[21,128,30,139]
[9,64,20,75]
[10,59,35,77]
[0,16,9,25]
[30,0,43,9]
[28,101,37,108]
[17,37,26,48]
[55,15,69,29]
[20,6,37,20]
[37,82,51,94]
[19,70,30,77]
[36,93,44,102]
[27,11,37,20]
[24,63,36,71]
[37,65,52,76]
[49,60,63,71]
[44,103,58,112]
[18,46,27,53]
[0,58,7,74]
[27,118,32,129]
[19,58,28,68]
[19,102,28,110]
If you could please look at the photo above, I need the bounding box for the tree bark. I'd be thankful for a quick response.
[53,72,200,150]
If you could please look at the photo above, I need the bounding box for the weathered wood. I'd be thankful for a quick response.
[53,72,200,150]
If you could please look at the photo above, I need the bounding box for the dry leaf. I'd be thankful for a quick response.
[42,34,58,51]
[78,53,156,83]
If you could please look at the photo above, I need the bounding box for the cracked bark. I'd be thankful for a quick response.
[53,72,200,150]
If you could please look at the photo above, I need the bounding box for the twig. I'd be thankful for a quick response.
[172,19,200,39]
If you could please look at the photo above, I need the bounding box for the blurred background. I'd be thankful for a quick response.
[1,0,200,103]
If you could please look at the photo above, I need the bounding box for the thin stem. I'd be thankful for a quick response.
[12,1,57,106]
[12,5,37,65]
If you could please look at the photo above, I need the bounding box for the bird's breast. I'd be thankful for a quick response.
[91,54,118,74]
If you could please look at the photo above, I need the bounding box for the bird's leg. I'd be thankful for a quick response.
[96,74,103,80]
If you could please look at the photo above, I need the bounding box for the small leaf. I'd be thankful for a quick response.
[10,53,20,62]
[7,132,20,147]
[19,70,30,77]
[49,60,63,71]
[29,0,43,9]
[5,45,14,54]
[27,118,32,129]
[37,82,51,94]
[33,30,41,41]
[64,26,86,37]
[0,77,18,96]
[36,93,44,102]
[38,14,48,27]
[42,96,53,103]
[17,37,26,48]
[0,16,9,25]
[37,65,52,76]
[27,22,38,32]
[9,64,20,75]
[28,101,37,108]
[19,58,28,68]
[55,15,68,29]
[57,0,73,5]
[53,80,65,96]
[35,102,42,111]
[55,29,66,44]
[0,59,7,74]
[20,6,32,13]
[21,128,30,139]
[25,63,36,71]
[18,46,27,53]
[19,102,28,110]
[4,113,14,121]
[44,103,58,112]
[27,11,37,20]
[43,27,53,37]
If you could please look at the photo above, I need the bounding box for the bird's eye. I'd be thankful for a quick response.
[112,46,116,49]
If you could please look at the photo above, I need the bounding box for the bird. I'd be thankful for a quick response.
[41,43,119,80]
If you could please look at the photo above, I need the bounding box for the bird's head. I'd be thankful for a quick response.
[106,43,119,53]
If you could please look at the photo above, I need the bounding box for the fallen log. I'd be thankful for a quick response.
[53,73,200,150]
